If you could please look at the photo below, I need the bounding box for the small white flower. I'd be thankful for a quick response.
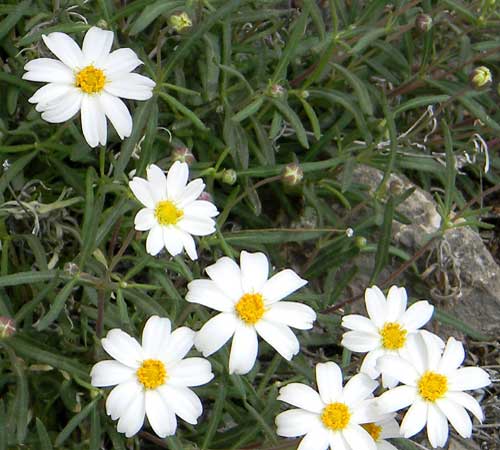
[129,161,218,260]
[186,251,315,374]
[341,285,436,387]
[23,26,155,148]
[276,361,381,450]
[90,316,214,438]
[375,333,491,448]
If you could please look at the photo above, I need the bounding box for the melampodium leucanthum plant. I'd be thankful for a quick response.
[20,25,492,450]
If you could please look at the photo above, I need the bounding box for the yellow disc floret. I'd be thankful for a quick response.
[75,65,106,93]
[235,293,265,325]
[136,359,167,389]
[155,200,184,226]
[418,371,448,402]
[321,402,351,431]
[380,322,407,350]
[362,423,382,441]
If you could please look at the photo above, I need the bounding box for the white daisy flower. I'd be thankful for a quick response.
[276,361,381,450]
[129,161,218,260]
[341,285,435,387]
[90,316,214,438]
[361,415,401,450]
[186,251,315,374]
[375,333,491,448]
[23,26,155,148]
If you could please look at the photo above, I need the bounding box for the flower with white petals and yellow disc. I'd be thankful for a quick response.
[361,414,401,450]
[375,333,491,448]
[129,161,218,260]
[90,316,214,438]
[23,27,155,148]
[341,285,435,387]
[186,251,315,374]
[276,361,381,450]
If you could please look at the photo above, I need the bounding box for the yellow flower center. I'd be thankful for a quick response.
[136,359,167,389]
[321,402,351,431]
[235,293,265,325]
[155,200,184,226]
[418,371,448,402]
[362,423,382,441]
[380,322,407,350]
[75,65,106,93]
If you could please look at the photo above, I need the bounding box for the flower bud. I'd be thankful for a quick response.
[282,163,303,186]
[221,169,237,185]
[169,12,192,32]
[415,14,432,32]
[354,236,367,249]
[470,66,492,88]
[64,262,79,276]
[0,317,16,338]
[269,84,286,98]
[96,19,109,30]
[300,90,310,99]
[171,146,196,165]
[345,228,354,238]
[199,191,213,203]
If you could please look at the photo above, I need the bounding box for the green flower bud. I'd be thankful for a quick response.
[282,163,303,186]
[415,14,432,32]
[171,146,196,165]
[0,317,16,338]
[269,84,286,98]
[470,66,492,88]
[355,236,367,249]
[169,12,192,32]
[221,169,237,185]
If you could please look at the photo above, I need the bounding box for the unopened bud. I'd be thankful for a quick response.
[470,66,492,88]
[96,20,109,30]
[415,14,432,32]
[198,191,213,203]
[355,236,367,249]
[345,228,354,238]
[390,180,404,196]
[221,169,237,185]
[169,12,192,32]
[282,163,303,186]
[269,84,286,98]
[172,146,196,165]
[0,317,16,338]
[64,262,79,276]
[300,90,310,99]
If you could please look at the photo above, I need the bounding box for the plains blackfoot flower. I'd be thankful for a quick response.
[375,333,491,448]
[90,316,213,438]
[186,251,315,374]
[276,361,380,450]
[341,285,435,387]
[129,161,218,259]
[23,27,155,147]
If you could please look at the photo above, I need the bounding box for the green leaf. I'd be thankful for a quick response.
[36,278,79,331]
[0,400,6,450]
[442,120,456,215]
[350,27,386,54]
[269,98,309,148]
[55,399,99,447]
[224,114,249,169]
[434,309,488,340]
[232,97,264,122]
[7,347,29,444]
[332,63,373,116]
[17,23,89,46]
[79,168,100,269]
[0,151,37,198]
[0,0,31,41]
[394,95,450,115]
[159,92,207,131]
[298,96,321,140]
[129,0,183,35]
[0,270,57,287]
[370,197,394,283]
[214,228,339,245]
[35,418,53,450]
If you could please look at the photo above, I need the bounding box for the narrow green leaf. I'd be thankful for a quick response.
[202,381,227,449]
[0,270,57,287]
[370,198,394,283]
[298,96,321,140]
[36,278,79,331]
[435,309,488,340]
[224,114,249,169]
[442,120,456,215]
[55,399,98,446]
[0,150,37,197]
[350,28,386,54]
[159,92,207,131]
[332,63,373,116]
[269,98,309,148]
[79,168,99,268]
[129,0,183,35]
[0,400,6,450]
[35,418,53,450]
[214,228,338,245]
[7,347,29,444]
[18,23,89,46]
[394,95,450,115]
[89,405,101,450]
[232,97,264,122]
[0,0,31,41]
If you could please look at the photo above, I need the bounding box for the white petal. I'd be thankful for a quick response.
[205,257,243,301]
[341,314,378,333]
[343,373,378,408]
[39,89,82,123]
[298,427,330,450]
[161,327,195,364]
[106,379,142,420]
[343,424,377,450]
[194,312,237,356]
[101,329,143,368]
[446,392,483,422]
[351,398,381,424]
[141,316,171,359]
[162,226,184,257]
[168,357,213,387]
[399,301,434,331]
[178,180,206,207]
[42,32,84,69]
[23,58,74,83]
[378,441,399,450]
[158,385,202,424]
[254,320,299,360]
[365,286,388,327]
[275,409,321,437]
[341,331,380,353]
[400,398,428,438]
[146,225,164,256]
[379,416,401,439]
[448,367,491,391]
[360,348,386,379]
[105,73,155,100]
[437,398,472,438]
[116,390,146,437]
[146,164,167,201]
[426,403,449,448]
[90,360,135,387]
[103,48,142,76]
[277,383,324,414]
[81,94,106,147]
[180,231,198,260]
[186,280,234,312]
[177,216,216,236]
[165,161,189,200]
[316,361,343,404]
[99,92,132,139]
[376,385,417,414]
[240,251,269,293]
[376,355,419,386]
[28,82,73,105]
[264,301,316,330]
[228,323,258,375]
[261,269,307,305]
[129,177,155,208]
[144,389,177,438]
[134,208,156,231]
[399,333,428,375]
[385,286,407,322]
[381,372,399,389]
[182,199,218,219]
[329,433,350,450]
[82,27,114,66]
[438,337,465,375]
